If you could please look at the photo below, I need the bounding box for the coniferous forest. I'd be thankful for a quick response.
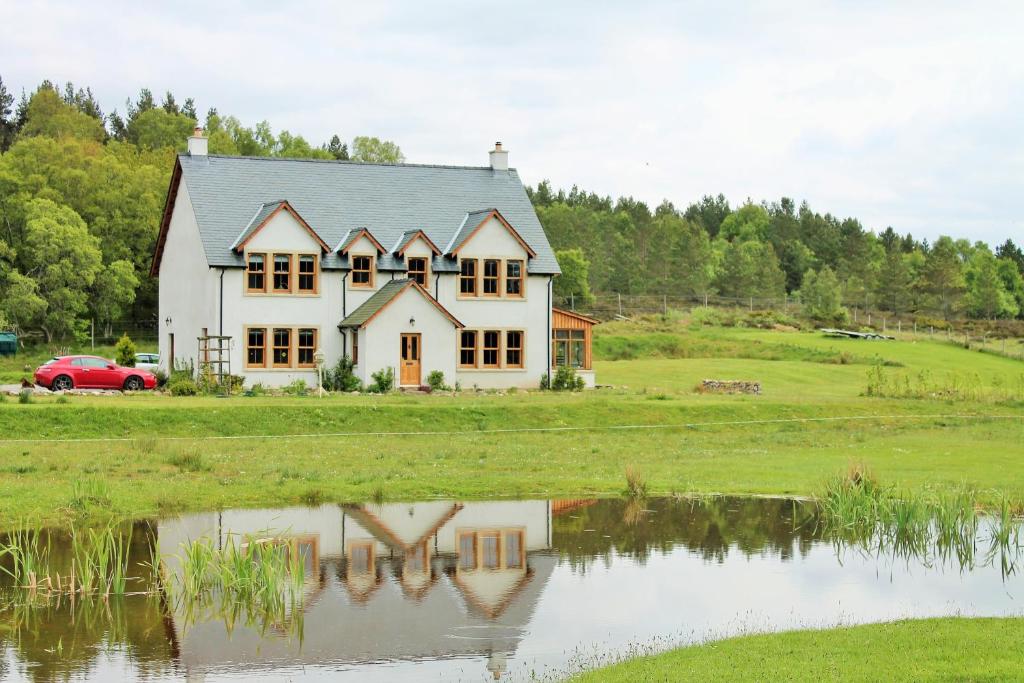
[1,76,1022,343]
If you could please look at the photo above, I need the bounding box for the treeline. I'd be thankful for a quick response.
[530,183,1024,321]
[0,77,403,342]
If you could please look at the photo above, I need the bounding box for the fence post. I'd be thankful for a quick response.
[617,293,622,317]
[704,293,708,308]
[897,320,901,334]
[853,307,858,323]
[663,294,668,316]
[868,312,872,326]
[882,317,886,332]
[749,297,753,312]
[91,319,95,350]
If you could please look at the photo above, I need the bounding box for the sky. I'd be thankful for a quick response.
[3,0,1022,245]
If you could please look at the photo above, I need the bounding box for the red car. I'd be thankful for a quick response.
[34,355,158,392]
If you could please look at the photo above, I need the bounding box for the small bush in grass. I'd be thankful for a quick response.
[539,373,551,390]
[247,382,267,396]
[427,370,450,392]
[18,389,33,404]
[624,464,648,499]
[301,488,325,506]
[550,366,585,391]
[168,449,209,472]
[168,378,199,396]
[0,393,6,404]
[368,367,394,393]
[282,379,308,396]
[69,478,112,513]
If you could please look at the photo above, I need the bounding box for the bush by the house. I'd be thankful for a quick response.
[167,378,199,396]
[552,366,586,391]
[282,379,309,396]
[115,334,136,367]
[325,355,361,392]
[368,367,394,393]
[427,370,450,392]
[153,369,168,388]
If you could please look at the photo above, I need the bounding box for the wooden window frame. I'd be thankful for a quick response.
[505,330,524,369]
[247,253,267,293]
[350,254,375,288]
[272,327,292,368]
[481,330,501,368]
[459,330,478,368]
[459,258,477,297]
[296,328,317,368]
[245,327,267,368]
[297,254,319,294]
[347,540,376,575]
[482,259,501,297]
[407,256,428,287]
[273,253,293,293]
[505,259,524,298]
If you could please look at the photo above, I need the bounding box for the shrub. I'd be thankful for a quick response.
[56,394,69,404]
[168,449,209,472]
[226,374,246,393]
[18,389,33,404]
[539,373,551,390]
[167,378,199,396]
[551,366,585,391]
[689,307,725,328]
[115,334,137,367]
[368,367,394,393]
[247,382,268,396]
[282,379,309,396]
[325,355,361,392]
[427,370,450,392]
[153,369,169,388]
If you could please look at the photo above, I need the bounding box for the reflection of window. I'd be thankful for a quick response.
[407,257,427,286]
[247,253,266,292]
[406,543,428,572]
[459,259,477,295]
[273,328,291,367]
[297,328,316,367]
[505,331,523,368]
[506,260,523,297]
[482,331,500,368]
[351,255,373,287]
[482,533,500,569]
[552,329,586,369]
[460,330,477,368]
[505,531,523,568]
[298,255,317,293]
[246,328,266,367]
[350,542,373,574]
[458,533,477,570]
[483,259,500,295]
[273,254,291,292]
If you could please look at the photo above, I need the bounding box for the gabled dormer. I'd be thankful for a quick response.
[336,228,386,289]
[392,230,442,286]
[234,200,329,296]
[445,209,535,299]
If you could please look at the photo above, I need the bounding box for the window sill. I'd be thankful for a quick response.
[245,292,321,297]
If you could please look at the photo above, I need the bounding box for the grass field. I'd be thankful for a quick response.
[0,323,1021,528]
[571,618,1024,682]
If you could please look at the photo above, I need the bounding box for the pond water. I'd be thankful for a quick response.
[1,497,1021,682]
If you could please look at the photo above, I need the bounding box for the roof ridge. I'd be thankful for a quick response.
[181,153,516,173]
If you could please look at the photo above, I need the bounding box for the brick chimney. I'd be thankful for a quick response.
[187,126,208,156]
[489,141,508,171]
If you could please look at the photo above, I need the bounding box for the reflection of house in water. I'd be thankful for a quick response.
[157,501,555,680]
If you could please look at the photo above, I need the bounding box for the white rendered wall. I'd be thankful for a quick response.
[157,183,220,374]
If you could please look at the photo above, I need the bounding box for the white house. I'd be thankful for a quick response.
[151,131,596,389]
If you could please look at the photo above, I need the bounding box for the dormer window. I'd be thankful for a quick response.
[351,255,374,288]
[407,257,428,286]
[273,254,292,292]
[247,253,266,292]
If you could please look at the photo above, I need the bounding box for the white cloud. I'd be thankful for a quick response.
[2,0,1021,244]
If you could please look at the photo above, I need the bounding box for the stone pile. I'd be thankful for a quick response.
[699,379,761,395]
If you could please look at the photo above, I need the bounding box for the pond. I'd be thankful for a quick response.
[1,496,1021,681]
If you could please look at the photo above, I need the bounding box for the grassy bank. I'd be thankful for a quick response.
[571,618,1024,682]
[0,325,1021,528]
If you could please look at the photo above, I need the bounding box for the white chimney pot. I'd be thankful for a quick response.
[489,141,508,171]
[188,127,208,157]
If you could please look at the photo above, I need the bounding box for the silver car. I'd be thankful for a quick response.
[134,353,160,372]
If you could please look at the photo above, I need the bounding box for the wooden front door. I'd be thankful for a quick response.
[400,333,421,386]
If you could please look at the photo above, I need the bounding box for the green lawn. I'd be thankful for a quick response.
[572,618,1024,682]
[0,326,1021,528]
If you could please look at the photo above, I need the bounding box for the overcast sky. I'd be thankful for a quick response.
[3,1,1022,245]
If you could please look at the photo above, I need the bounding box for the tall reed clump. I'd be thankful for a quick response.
[0,523,134,597]
[819,463,1021,575]
[624,465,648,499]
[864,364,1024,402]
[172,535,306,623]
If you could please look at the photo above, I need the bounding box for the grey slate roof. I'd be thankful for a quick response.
[176,155,560,275]
[338,279,462,329]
